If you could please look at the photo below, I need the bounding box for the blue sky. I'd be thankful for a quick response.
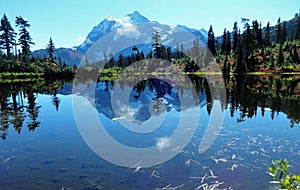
[0,0,299,50]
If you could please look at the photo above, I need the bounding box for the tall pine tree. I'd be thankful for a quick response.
[295,16,300,40]
[252,20,259,49]
[0,14,16,57]
[221,29,227,54]
[207,25,216,56]
[281,21,287,42]
[242,19,254,71]
[258,22,263,49]
[47,37,55,62]
[232,22,238,52]
[276,17,282,43]
[225,31,231,54]
[234,30,246,73]
[15,16,34,59]
[264,22,271,46]
[151,30,161,58]
[291,43,300,64]
[277,43,284,67]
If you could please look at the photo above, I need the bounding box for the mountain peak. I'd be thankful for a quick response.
[126,10,149,23]
[105,15,116,21]
[76,11,207,54]
[127,10,141,16]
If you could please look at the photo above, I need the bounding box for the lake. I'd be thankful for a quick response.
[0,75,300,190]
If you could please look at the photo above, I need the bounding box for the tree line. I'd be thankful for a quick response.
[0,14,76,78]
[85,13,300,76]
[3,12,299,76]
[207,14,300,73]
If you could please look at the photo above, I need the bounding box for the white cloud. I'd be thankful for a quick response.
[114,25,141,40]
[155,137,171,151]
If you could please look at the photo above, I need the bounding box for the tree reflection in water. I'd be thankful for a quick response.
[0,75,299,140]
[0,79,68,139]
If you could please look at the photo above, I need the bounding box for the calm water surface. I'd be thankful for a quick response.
[0,75,300,190]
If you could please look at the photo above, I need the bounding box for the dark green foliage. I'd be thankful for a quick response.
[242,21,254,71]
[207,25,217,56]
[1,11,298,77]
[232,22,238,52]
[166,46,171,61]
[226,31,231,54]
[234,31,246,73]
[0,14,75,78]
[47,37,55,62]
[277,43,284,67]
[223,15,298,74]
[282,21,287,42]
[151,30,161,58]
[264,22,271,47]
[258,22,263,49]
[295,16,300,40]
[0,14,16,57]
[15,16,34,59]
[276,17,282,43]
[252,20,260,49]
[291,43,300,64]
[221,29,226,54]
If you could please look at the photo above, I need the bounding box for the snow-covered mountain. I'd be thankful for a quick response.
[77,11,150,53]
[33,11,208,66]
[177,25,208,39]
[77,11,207,55]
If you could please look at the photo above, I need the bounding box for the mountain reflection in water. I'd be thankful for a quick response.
[0,75,299,139]
[0,75,299,189]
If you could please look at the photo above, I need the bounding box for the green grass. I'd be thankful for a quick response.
[0,72,43,77]
[0,72,43,83]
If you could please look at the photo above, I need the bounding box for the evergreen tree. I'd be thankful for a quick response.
[46,37,55,62]
[276,17,282,43]
[258,22,263,49]
[15,16,34,59]
[232,22,238,52]
[0,14,16,57]
[207,25,216,56]
[252,20,259,49]
[151,30,161,58]
[295,16,300,40]
[118,54,125,67]
[277,43,284,67]
[147,50,153,59]
[215,39,220,51]
[225,31,231,54]
[234,31,246,73]
[140,51,145,60]
[160,45,166,60]
[221,29,226,54]
[281,21,287,42]
[264,22,271,47]
[292,43,300,64]
[242,21,254,71]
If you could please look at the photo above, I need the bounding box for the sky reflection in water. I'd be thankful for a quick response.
[0,76,300,190]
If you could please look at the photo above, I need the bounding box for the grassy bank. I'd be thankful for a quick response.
[0,72,43,83]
